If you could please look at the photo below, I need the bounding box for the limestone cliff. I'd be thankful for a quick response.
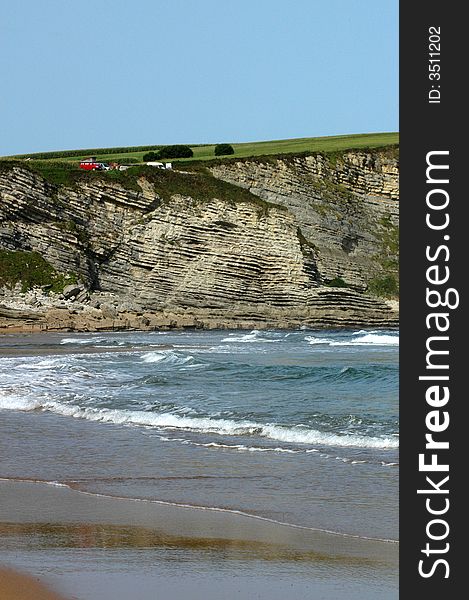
[209,148,399,290]
[0,147,399,332]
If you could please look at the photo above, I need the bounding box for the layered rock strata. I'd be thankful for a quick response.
[209,149,398,288]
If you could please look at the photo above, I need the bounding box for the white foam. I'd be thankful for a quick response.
[306,333,399,347]
[344,333,399,346]
[0,392,40,411]
[304,336,329,345]
[258,423,398,448]
[60,337,107,345]
[197,442,300,454]
[0,388,41,411]
[221,330,276,343]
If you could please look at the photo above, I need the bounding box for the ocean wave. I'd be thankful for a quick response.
[60,337,109,345]
[141,351,194,366]
[0,395,398,449]
[19,357,68,370]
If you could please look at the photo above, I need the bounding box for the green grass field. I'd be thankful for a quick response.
[5,132,398,164]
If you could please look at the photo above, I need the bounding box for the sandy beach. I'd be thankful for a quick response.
[0,329,399,598]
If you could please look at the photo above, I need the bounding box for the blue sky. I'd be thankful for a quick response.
[1,0,398,155]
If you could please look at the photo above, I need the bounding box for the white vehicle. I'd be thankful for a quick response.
[146,162,173,170]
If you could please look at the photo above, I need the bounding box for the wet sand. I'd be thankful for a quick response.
[0,480,398,599]
[0,480,398,563]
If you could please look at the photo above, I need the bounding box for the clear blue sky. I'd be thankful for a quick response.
[1,0,398,155]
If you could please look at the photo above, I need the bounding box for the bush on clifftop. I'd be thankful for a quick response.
[214,144,234,156]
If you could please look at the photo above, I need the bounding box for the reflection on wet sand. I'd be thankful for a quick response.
[0,522,379,567]
[0,480,398,566]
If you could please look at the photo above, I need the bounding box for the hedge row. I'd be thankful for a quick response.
[12,145,165,160]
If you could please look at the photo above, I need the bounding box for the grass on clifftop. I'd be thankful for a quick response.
[6,132,398,164]
[0,132,398,197]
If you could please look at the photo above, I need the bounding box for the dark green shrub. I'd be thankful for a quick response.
[143,151,161,162]
[324,277,348,288]
[157,145,193,159]
[0,249,78,293]
[214,143,234,156]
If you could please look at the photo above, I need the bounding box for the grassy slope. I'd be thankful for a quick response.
[5,132,398,164]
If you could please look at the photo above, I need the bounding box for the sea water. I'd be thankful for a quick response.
[0,328,398,540]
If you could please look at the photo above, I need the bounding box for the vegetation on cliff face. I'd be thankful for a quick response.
[366,215,399,298]
[0,250,78,293]
[367,274,399,297]
[0,160,279,213]
[145,169,280,211]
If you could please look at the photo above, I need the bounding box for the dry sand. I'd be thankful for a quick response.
[0,567,69,600]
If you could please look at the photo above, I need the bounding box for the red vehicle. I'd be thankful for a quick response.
[79,160,110,171]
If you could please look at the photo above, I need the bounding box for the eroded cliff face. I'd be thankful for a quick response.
[209,149,399,289]
[0,148,399,331]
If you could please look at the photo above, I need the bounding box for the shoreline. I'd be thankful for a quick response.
[0,479,398,565]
